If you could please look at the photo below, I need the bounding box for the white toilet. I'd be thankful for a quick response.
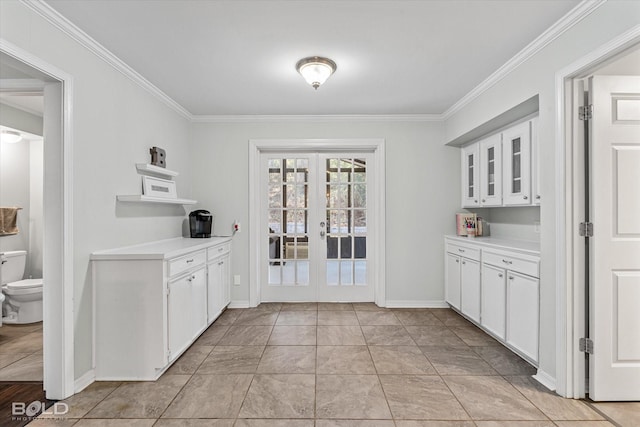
[1,250,43,324]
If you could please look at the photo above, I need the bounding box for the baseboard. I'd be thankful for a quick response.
[228,300,250,309]
[385,300,449,308]
[533,369,556,391]
[74,369,95,393]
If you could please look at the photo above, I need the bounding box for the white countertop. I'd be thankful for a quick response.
[445,235,540,256]
[91,236,232,260]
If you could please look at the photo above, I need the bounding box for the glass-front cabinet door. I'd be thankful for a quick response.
[479,134,503,206]
[502,121,531,206]
[462,143,480,207]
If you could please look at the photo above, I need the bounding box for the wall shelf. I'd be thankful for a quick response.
[117,195,197,205]
[135,163,179,179]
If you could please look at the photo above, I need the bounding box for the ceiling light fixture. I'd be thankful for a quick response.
[296,56,337,90]
[1,130,22,144]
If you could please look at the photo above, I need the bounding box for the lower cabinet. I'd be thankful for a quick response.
[460,258,481,324]
[168,266,207,360]
[480,263,506,340]
[444,237,540,366]
[92,237,232,380]
[506,271,539,363]
[207,245,231,323]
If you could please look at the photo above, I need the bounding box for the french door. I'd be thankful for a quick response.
[260,152,374,302]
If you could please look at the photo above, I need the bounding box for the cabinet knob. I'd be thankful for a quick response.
[474,200,478,203]
[186,259,194,263]
[509,276,514,280]
[502,259,513,265]
[498,273,503,278]
[455,259,459,263]
[523,195,528,200]
[218,261,224,266]
[536,195,541,200]
[462,261,466,265]
[482,199,486,203]
[458,249,465,253]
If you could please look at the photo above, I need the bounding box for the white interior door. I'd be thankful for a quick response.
[589,75,640,401]
[260,152,374,302]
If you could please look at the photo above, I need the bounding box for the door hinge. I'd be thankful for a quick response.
[579,222,593,237]
[579,104,593,121]
[579,337,594,354]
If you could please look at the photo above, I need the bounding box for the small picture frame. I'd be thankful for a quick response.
[142,176,177,199]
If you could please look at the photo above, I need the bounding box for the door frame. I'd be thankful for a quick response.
[0,39,75,399]
[554,25,640,398]
[249,138,386,307]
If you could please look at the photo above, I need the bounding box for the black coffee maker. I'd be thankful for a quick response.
[189,210,213,238]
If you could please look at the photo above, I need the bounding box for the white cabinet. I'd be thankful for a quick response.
[462,143,480,207]
[444,236,540,366]
[459,118,537,207]
[168,266,206,359]
[531,117,541,205]
[445,241,480,322]
[92,237,232,380]
[482,247,540,365]
[460,258,481,323]
[480,263,506,340]
[479,134,503,206]
[506,271,539,363]
[207,242,231,323]
[445,253,462,310]
[503,121,532,205]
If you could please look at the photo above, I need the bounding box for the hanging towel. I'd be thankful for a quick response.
[0,207,21,236]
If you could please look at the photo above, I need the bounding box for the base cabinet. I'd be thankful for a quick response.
[445,237,540,366]
[506,271,539,363]
[480,263,506,340]
[92,237,232,380]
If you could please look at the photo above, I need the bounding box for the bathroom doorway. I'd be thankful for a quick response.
[0,42,75,400]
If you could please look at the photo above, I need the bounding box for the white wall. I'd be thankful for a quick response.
[190,119,459,305]
[444,1,640,383]
[29,139,43,278]
[1,1,193,379]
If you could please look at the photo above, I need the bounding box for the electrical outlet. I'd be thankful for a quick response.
[233,274,241,286]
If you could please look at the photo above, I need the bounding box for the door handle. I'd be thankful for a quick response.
[320,221,326,239]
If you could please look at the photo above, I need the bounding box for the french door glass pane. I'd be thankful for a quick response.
[268,157,310,287]
[325,157,367,287]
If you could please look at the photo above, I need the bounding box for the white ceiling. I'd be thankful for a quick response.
[45,0,581,116]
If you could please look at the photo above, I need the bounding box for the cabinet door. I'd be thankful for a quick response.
[531,117,541,205]
[190,267,207,336]
[506,271,539,364]
[168,275,193,360]
[479,134,503,206]
[207,255,230,323]
[462,143,480,207]
[445,253,461,310]
[503,121,532,205]
[460,258,481,323]
[481,263,506,339]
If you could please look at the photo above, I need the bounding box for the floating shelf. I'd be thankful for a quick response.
[135,163,179,179]
[117,195,197,205]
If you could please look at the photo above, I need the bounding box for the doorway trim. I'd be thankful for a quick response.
[249,138,386,307]
[0,39,75,399]
[554,25,640,398]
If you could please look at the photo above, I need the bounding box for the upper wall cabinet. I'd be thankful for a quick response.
[462,144,480,207]
[460,117,538,208]
[503,121,532,205]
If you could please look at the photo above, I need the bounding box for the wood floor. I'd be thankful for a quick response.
[0,382,53,427]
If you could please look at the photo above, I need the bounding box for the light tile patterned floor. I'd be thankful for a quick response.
[29,304,639,427]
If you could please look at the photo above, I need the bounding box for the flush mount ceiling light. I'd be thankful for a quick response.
[296,56,337,90]
[0,130,22,144]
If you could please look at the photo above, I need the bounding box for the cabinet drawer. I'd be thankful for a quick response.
[168,250,206,277]
[482,250,539,278]
[208,242,231,260]
[446,242,480,261]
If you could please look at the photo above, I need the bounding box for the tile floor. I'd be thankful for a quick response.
[25,303,639,427]
[0,322,43,381]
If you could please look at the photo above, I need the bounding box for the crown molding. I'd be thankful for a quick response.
[441,0,605,120]
[22,0,192,120]
[191,114,444,123]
